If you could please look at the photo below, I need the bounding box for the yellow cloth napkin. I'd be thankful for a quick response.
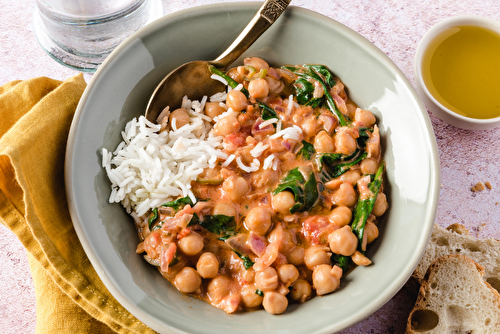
[0,75,156,334]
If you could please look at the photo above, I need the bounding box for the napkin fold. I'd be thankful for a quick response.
[0,75,156,334]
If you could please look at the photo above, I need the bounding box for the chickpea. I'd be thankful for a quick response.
[312,264,341,296]
[213,115,241,136]
[227,67,243,82]
[196,252,219,279]
[340,169,361,185]
[213,203,236,217]
[278,229,295,253]
[332,182,357,207]
[255,267,279,292]
[241,267,256,284]
[290,279,312,303]
[174,267,201,293]
[287,246,305,266]
[360,157,379,175]
[277,264,299,287]
[244,206,272,235]
[204,101,226,120]
[314,130,335,153]
[226,90,248,112]
[222,176,249,202]
[244,57,270,71]
[272,191,295,214]
[354,108,376,127]
[301,116,319,138]
[351,250,372,266]
[263,291,288,315]
[178,233,204,256]
[207,275,231,302]
[328,225,358,256]
[365,221,379,244]
[304,246,330,270]
[240,284,263,308]
[169,108,190,129]
[248,78,270,99]
[251,168,278,189]
[334,128,357,155]
[372,192,388,217]
[265,76,284,94]
[328,206,352,227]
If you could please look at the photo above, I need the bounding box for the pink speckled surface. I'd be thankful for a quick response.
[1,0,500,333]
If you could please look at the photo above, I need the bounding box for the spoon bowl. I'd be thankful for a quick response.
[145,0,290,122]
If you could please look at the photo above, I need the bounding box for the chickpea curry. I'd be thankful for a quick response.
[134,57,388,315]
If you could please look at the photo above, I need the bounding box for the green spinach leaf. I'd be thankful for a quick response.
[258,102,279,122]
[317,149,367,182]
[331,253,351,274]
[283,64,349,126]
[273,167,318,213]
[293,77,322,107]
[234,251,254,269]
[351,163,385,252]
[208,64,249,97]
[297,140,316,160]
[161,196,194,211]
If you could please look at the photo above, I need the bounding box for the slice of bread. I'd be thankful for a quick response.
[413,223,500,294]
[406,255,500,333]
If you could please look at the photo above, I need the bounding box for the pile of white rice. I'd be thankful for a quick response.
[102,77,302,218]
[101,96,227,217]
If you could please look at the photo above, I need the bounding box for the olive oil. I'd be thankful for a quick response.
[422,25,500,119]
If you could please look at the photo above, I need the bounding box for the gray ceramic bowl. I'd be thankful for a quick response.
[66,3,440,333]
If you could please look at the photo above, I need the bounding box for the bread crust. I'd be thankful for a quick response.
[412,223,500,294]
[406,254,500,333]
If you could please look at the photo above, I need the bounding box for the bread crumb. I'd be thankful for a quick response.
[471,182,486,192]
[485,181,492,190]
[446,223,470,235]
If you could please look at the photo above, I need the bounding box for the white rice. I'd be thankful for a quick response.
[102,97,226,217]
[103,79,300,216]
[287,94,294,115]
[250,142,269,157]
[269,124,303,141]
[263,154,275,170]
[210,74,228,86]
[258,118,278,129]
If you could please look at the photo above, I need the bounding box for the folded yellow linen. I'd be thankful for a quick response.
[0,75,156,334]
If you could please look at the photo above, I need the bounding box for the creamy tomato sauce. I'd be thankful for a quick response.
[134,57,387,314]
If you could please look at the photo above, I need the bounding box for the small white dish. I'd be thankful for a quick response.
[414,15,500,130]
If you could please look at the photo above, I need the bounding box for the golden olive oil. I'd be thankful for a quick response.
[422,25,500,119]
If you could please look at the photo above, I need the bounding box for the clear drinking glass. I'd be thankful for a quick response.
[33,0,163,72]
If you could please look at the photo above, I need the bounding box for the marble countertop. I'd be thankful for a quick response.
[1,0,499,333]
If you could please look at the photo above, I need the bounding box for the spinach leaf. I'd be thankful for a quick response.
[303,171,319,210]
[162,196,194,211]
[199,214,236,235]
[293,77,322,107]
[317,149,367,182]
[283,64,349,126]
[258,102,279,121]
[234,252,254,270]
[273,168,305,213]
[351,163,385,252]
[255,289,264,297]
[208,64,249,97]
[357,128,373,149]
[148,207,159,229]
[273,167,318,213]
[331,253,351,275]
[296,140,316,160]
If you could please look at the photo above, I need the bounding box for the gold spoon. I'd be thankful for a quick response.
[145,0,291,122]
